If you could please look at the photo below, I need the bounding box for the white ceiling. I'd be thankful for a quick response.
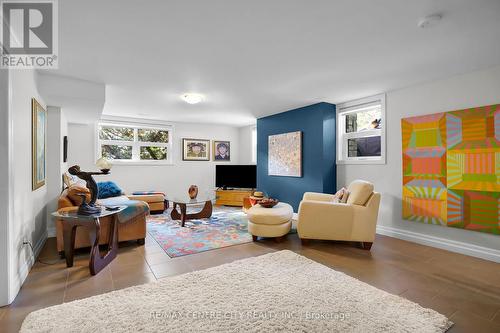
[46,0,500,126]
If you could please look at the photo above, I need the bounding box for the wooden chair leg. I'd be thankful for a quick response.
[300,238,310,246]
[252,235,258,242]
[360,242,373,250]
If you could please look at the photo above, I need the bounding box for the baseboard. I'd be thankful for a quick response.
[32,231,47,257]
[376,225,500,263]
[9,230,48,303]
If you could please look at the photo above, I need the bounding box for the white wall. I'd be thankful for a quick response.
[337,65,500,260]
[238,125,256,165]
[67,121,241,196]
[46,107,68,236]
[8,69,50,303]
[37,73,105,124]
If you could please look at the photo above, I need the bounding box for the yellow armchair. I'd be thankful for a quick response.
[297,180,381,250]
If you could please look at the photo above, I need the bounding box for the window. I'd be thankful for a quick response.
[337,94,385,164]
[97,121,173,164]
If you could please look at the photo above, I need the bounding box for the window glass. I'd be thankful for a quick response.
[140,146,167,160]
[138,128,169,143]
[347,136,381,157]
[97,122,173,163]
[101,145,132,159]
[345,107,382,133]
[99,126,134,141]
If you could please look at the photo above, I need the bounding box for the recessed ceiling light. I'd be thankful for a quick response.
[417,14,442,28]
[181,93,204,104]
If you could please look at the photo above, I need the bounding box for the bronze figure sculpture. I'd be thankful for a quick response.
[68,165,109,215]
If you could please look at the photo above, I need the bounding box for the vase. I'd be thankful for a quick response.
[188,185,198,199]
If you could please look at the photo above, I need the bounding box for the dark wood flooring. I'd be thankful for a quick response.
[1,232,500,332]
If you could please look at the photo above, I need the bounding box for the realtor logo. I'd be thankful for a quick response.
[1,0,58,68]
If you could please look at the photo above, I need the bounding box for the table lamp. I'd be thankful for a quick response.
[96,157,112,173]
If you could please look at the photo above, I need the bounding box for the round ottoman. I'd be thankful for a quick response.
[247,202,293,242]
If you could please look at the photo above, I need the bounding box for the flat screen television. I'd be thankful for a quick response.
[216,165,256,189]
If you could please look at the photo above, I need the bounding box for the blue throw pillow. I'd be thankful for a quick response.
[97,181,123,199]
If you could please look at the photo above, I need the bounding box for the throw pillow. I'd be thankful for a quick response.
[67,185,91,206]
[340,190,350,203]
[333,187,346,200]
[97,181,123,199]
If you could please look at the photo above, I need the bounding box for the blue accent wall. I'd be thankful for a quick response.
[257,102,336,211]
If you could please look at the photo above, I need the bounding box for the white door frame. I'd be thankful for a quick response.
[0,67,12,305]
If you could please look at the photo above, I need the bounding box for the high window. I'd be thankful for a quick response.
[337,94,386,164]
[97,121,173,164]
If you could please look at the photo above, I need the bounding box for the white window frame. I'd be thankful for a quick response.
[336,93,386,165]
[96,118,174,165]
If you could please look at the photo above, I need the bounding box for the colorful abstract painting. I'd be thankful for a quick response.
[268,131,302,177]
[402,104,500,235]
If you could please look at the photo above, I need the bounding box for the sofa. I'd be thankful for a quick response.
[55,185,164,254]
[297,180,381,250]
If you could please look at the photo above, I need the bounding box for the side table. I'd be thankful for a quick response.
[52,206,126,275]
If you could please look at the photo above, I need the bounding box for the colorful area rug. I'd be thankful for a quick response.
[147,206,253,257]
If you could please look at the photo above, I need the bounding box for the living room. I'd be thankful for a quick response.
[1,1,500,332]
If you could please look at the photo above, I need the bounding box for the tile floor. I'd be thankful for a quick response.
[1,233,500,332]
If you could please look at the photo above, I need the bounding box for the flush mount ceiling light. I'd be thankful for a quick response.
[181,93,204,104]
[417,14,442,28]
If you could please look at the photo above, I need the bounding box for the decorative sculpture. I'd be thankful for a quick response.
[68,165,109,215]
[188,185,198,199]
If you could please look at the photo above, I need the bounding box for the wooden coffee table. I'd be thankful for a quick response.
[52,206,126,275]
[167,193,216,227]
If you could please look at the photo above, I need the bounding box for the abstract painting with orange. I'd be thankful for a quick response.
[402,104,500,235]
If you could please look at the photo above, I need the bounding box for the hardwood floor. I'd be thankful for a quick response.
[1,233,500,332]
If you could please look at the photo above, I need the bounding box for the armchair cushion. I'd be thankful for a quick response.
[302,192,335,202]
[346,180,374,206]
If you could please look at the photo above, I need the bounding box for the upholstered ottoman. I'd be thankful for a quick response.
[128,192,167,214]
[247,203,293,242]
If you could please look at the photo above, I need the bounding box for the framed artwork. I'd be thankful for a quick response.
[32,98,46,190]
[402,103,500,235]
[268,131,302,177]
[213,140,230,161]
[182,138,210,161]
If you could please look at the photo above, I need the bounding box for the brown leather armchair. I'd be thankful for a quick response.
[55,187,149,254]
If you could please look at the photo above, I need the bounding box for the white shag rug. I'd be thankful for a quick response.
[21,250,452,332]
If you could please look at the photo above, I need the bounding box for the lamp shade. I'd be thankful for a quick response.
[96,157,112,171]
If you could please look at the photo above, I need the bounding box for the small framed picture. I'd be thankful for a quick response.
[182,138,210,161]
[213,140,230,161]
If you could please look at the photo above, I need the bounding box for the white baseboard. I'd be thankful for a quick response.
[376,225,500,263]
[9,230,48,303]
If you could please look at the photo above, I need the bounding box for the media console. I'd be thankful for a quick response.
[215,189,254,207]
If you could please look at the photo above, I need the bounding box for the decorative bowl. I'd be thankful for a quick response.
[259,198,279,208]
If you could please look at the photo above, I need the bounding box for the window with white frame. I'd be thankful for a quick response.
[337,94,386,164]
[97,121,173,164]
